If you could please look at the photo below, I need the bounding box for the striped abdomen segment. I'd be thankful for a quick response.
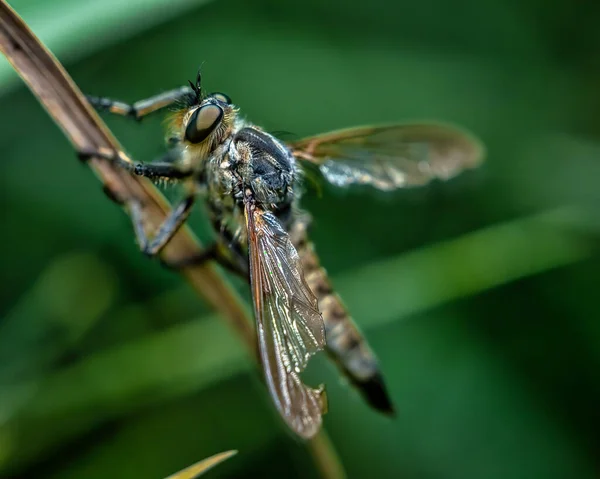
[290,217,394,415]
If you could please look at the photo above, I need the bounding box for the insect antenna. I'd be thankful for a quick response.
[187,79,200,104]
[195,68,203,95]
[186,65,205,105]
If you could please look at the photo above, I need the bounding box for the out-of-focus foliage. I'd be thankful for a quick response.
[1,0,599,477]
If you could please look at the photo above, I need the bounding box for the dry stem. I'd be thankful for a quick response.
[0,2,344,478]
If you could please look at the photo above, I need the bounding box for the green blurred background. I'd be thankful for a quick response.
[1,0,600,477]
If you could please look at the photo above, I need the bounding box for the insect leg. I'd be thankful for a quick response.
[77,148,192,180]
[167,205,251,277]
[161,238,249,280]
[129,194,196,256]
[214,241,249,279]
[86,86,193,120]
[161,243,219,269]
[215,225,250,281]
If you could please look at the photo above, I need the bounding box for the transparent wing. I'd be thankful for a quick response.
[245,202,327,439]
[290,122,485,191]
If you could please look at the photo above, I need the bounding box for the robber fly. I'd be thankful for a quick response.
[82,70,484,439]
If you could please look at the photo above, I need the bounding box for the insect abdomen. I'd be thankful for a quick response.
[290,218,395,415]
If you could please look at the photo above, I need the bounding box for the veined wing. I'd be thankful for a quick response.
[244,202,327,439]
[290,122,485,191]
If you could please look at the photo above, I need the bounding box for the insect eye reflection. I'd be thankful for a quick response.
[184,104,223,143]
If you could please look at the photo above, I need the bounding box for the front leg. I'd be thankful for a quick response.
[86,86,193,121]
[78,147,192,180]
[78,146,196,257]
[130,194,196,257]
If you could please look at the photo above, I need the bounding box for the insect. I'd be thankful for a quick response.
[81,70,484,439]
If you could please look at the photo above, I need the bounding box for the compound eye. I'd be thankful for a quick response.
[212,92,232,104]
[185,104,223,143]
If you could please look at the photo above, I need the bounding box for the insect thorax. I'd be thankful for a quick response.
[203,121,298,240]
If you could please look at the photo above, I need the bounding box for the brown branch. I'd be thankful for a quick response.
[0,2,345,478]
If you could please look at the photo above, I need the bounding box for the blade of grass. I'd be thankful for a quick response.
[335,206,594,325]
[164,450,237,479]
[0,318,249,473]
[0,252,118,385]
[0,3,344,478]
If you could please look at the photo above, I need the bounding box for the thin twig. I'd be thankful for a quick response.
[0,2,344,478]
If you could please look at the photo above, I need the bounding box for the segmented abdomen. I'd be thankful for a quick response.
[289,216,394,415]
